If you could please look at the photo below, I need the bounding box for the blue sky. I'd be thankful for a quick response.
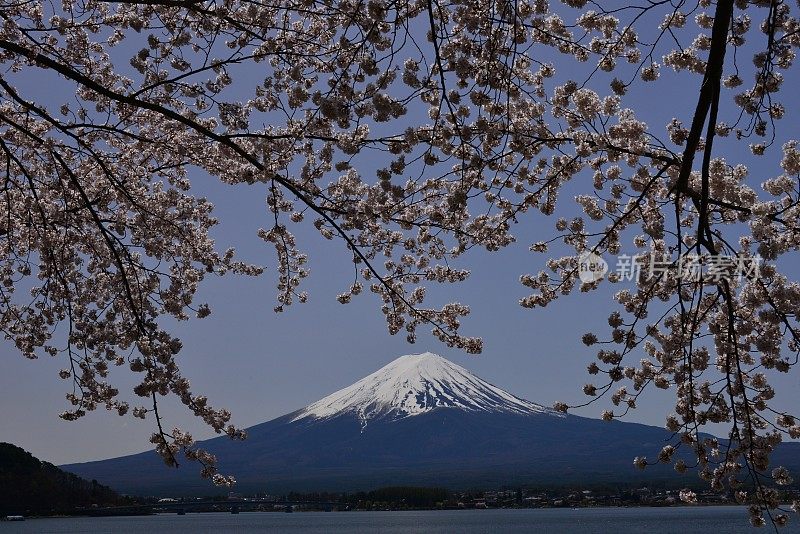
[2,4,800,466]
[6,155,798,465]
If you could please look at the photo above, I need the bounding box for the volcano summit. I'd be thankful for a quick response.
[292,352,553,426]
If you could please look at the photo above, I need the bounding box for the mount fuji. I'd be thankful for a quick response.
[291,352,552,425]
[63,352,800,496]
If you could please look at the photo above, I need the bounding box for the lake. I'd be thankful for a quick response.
[0,507,789,533]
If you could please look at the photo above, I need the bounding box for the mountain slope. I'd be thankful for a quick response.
[62,353,800,496]
[0,442,126,515]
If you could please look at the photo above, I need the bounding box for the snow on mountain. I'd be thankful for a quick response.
[291,352,555,426]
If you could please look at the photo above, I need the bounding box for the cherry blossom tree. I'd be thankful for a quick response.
[1,0,799,524]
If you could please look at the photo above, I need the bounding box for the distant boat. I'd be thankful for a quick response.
[5,516,25,521]
[284,505,293,513]
[230,506,240,514]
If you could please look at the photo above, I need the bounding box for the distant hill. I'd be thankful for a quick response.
[63,353,800,496]
[0,442,127,515]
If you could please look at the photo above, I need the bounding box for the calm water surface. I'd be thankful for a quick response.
[1,507,794,533]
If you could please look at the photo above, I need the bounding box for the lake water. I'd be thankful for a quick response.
[1,507,792,533]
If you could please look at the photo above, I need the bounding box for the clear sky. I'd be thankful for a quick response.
[6,174,641,464]
[5,163,799,465]
[2,5,800,467]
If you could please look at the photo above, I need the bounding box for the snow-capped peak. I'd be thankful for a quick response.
[291,352,554,425]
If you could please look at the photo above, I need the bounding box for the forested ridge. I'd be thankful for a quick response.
[0,442,127,515]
